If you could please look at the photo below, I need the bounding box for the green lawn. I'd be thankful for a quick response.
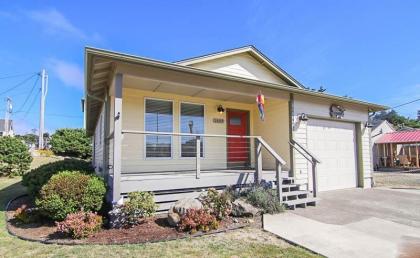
[0,177,319,258]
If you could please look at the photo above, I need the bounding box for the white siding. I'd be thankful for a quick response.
[292,95,373,189]
[189,53,287,85]
[93,104,105,175]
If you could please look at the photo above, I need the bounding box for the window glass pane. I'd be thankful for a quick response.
[230,117,241,125]
[180,103,204,157]
[145,99,173,157]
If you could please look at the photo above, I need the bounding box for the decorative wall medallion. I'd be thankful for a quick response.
[330,104,345,119]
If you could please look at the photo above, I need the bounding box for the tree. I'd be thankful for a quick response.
[50,128,92,159]
[16,133,38,145]
[0,136,32,176]
[373,110,420,129]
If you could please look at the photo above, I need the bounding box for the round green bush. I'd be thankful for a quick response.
[22,159,94,196]
[36,171,106,221]
[50,128,92,159]
[0,136,32,176]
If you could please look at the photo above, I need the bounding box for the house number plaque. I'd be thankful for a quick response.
[213,118,224,124]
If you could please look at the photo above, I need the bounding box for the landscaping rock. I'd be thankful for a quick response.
[171,198,203,216]
[167,212,180,227]
[231,199,259,217]
[108,206,124,229]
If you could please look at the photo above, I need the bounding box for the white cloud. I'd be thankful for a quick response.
[26,8,101,41]
[48,58,84,90]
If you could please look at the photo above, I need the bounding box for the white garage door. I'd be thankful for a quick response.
[307,119,357,191]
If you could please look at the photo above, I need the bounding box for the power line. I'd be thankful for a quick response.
[0,72,36,80]
[22,89,41,119]
[0,73,38,96]
[391,98,420,109]
[14,75,40,113]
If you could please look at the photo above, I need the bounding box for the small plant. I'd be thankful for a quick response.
[56,211,102,239]
[0,136,32,176]
[178,208,219,233]
[22,159,94,196]
[245,185,285,214]
[14,204,39,224]
[36,171,106,221]
[199,188,232,219]
[119,191,157,227]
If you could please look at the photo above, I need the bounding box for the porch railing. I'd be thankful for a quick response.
[289,139,321,197]
[121,130,287,202]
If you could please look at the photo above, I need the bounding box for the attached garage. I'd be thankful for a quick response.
[307,119,358,191]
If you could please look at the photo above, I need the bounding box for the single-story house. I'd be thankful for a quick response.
[374,129,420,169]
[84,46,387,209]
[371,120,395,169]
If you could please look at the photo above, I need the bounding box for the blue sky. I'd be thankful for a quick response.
[0,1,419,134]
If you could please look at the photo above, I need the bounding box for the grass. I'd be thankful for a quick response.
[0,176,319,257]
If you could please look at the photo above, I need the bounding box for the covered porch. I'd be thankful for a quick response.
[375,131,420,169]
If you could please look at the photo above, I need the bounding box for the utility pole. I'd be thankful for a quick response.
[38,69,48,149]
[4,97,12,136]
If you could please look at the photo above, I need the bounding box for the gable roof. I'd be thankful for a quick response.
[175,45,305,89]
[372,120,395,131]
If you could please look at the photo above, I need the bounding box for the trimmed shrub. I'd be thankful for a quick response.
[178,208,219,233]
[116,191,157,228]
[22,159,94,196]
[245,185,285,214]
[56,211,102,239]
[0,136,32,176]
[50,128,91,159]
[199,188,232,219]
[36,171,106,221]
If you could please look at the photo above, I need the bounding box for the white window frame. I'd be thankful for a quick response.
[143,97,174,160]
[179,101,205,159]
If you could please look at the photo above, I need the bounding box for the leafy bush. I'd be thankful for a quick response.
[178,209,219,233]
[22,159,94,196]
[0,136,32,176]
[199,188,232,219]
[245,185,284,214]
[36,171,106,221]
[50,128,92,159]
[56,211,102,239]
[118,191,157,227]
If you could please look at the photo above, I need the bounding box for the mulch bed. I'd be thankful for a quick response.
[6,195,254,245]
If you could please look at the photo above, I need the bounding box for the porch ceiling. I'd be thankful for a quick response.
[124,75,261,103]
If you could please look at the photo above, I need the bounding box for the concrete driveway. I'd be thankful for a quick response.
[263,188,420,258]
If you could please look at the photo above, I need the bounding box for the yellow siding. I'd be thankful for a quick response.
[120,88,290,174]
[189,53,287,85]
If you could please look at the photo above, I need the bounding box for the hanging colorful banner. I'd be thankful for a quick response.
[256,91,265,121]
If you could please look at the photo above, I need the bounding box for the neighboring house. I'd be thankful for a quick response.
[84,46,387,209]
[0,119,14,137]
[374,130,420,169]
[371,120,395,169]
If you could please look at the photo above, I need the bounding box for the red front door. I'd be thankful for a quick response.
[227,110,250,167]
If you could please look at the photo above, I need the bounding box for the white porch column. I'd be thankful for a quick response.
[112,73,123,202]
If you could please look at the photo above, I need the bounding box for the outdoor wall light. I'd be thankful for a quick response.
[299,113,309,121]
[217,105,225,114]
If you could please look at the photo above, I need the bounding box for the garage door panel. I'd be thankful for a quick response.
[307,119,357,191]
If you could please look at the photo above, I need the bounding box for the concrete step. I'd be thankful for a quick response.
[284,197,317,210]
[282,190,310,197]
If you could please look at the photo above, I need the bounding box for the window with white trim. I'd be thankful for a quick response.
[145,99,173,158]
[180,103,204,157]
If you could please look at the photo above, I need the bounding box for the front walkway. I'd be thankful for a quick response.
[263,188,420,258]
